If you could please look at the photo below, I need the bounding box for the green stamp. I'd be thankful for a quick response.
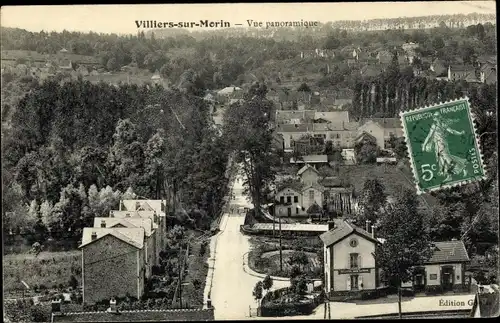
[400,97,487,195]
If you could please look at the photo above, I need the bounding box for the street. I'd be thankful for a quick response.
[207,170,290,320]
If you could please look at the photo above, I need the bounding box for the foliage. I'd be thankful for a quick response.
[253,281,263,301]
[376,188,433,314]
[288,251,309,272]
[354,139,379,164]
[356,178,388,225]
[263,275,274,291]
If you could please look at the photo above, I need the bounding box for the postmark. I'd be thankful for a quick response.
[400,97,487,195]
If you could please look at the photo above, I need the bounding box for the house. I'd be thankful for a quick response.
[429,58,447,76]
[290,154,329,168]
[301,183,325,215]
[217,86,241,96]
[59,59,73,70]
[447,65,481,83]
[470,284,499,318]
[479,62,497,85]
[297,164,320,186]
[93,217,157,274]
[111,208,164,261]
[276,123,312,150]
[360,65,384,78]
[59,48,69,53]
[401,240,470,293]
[314,111,350,124]
[151,73,162,84]
[79,227,146,304]
[275,110,316,124]
[320,219,384,299]
[272,132,284,152]
[275,182,304,217]
[357,118,403,149]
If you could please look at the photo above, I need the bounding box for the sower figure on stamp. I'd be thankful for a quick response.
[421,112,468,182]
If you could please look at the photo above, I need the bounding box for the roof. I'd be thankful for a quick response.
[297,164,319,176]
[290,155,328,164]
[355,131,377,143]
[110,210,160,229]
[276,123,311,133]
[320,219,379,247]
[276,180,304,195]
[217,86,241,95]
[51,308,215,322]
[302,183,326,193]
[364,118,402,129]
[79,227,145,249]
[120,200,166,215]
[93,217,153,237]
[151,74,161,80]
[314,111,349,123]
[426,241,470,264]
[252,223,328,233]
[275,110,315,124]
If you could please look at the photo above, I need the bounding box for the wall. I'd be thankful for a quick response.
[401,263,464,288]
[83,235,141,304]
[331,233,377,292]
[327,130,357,148]
[53,308,215,322]
[281,132,308,149]
[301,187,323,212]
[276,188,303,217]
[358,122,385,148]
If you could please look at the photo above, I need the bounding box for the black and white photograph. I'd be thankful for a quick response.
[1,2,498,321]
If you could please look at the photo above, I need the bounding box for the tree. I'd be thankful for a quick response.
[376,188,433,319]
[357,178,387,225]
[68,275,78,289]
[297,83,311,93]
[252,281,263,303]
[262,275,273,292]
[288,251,309,272]
[354,139,378,164]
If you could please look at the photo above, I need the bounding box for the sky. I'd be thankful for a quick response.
[1,2,496,35]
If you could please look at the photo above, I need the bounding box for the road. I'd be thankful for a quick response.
[208,169,290,320]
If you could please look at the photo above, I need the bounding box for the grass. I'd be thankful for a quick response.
[339,164,438,212]
[248,236,323,279]
[3,250,81,292]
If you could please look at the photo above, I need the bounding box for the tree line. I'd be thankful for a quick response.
[2,79,229,245]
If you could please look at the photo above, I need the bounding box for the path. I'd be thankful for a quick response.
[204,167,290,320]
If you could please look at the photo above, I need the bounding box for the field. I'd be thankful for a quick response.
[339,164,439,211]
[3,250,81,292]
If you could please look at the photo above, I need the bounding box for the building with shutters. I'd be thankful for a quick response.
[320,219,384,299]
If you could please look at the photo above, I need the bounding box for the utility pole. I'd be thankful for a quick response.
[279,216,283,272]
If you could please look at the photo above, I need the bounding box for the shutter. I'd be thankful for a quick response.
[347,277,351,291]
[360,276,364,290]
[358,254,362,269]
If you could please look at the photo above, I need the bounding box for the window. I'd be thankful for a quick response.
[350,253,359,269]
[309,190,314,203]
[280,196,284,204]
[294,196,298,203]
[336,133,340,139]
[287,196,291,204]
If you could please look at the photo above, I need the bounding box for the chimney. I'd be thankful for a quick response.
[371,225,376,239]
[51,299,62,316]
[108,298,118,313]
[366,220,371,233]
[327,220,335,231]
[100,220,106,228]
[91,232,97,241]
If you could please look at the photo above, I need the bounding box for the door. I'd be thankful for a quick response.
[287,207,291,217]
[350,275,359,291]
[413,267,426,292]
[441,266,454,291]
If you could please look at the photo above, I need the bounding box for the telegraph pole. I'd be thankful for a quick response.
[279,216,283,272]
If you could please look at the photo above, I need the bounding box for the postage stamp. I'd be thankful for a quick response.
[400,97,487,195]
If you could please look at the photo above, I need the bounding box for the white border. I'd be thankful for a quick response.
[399,97,488,195]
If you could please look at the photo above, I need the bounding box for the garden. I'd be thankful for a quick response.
[248,236,323,279]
